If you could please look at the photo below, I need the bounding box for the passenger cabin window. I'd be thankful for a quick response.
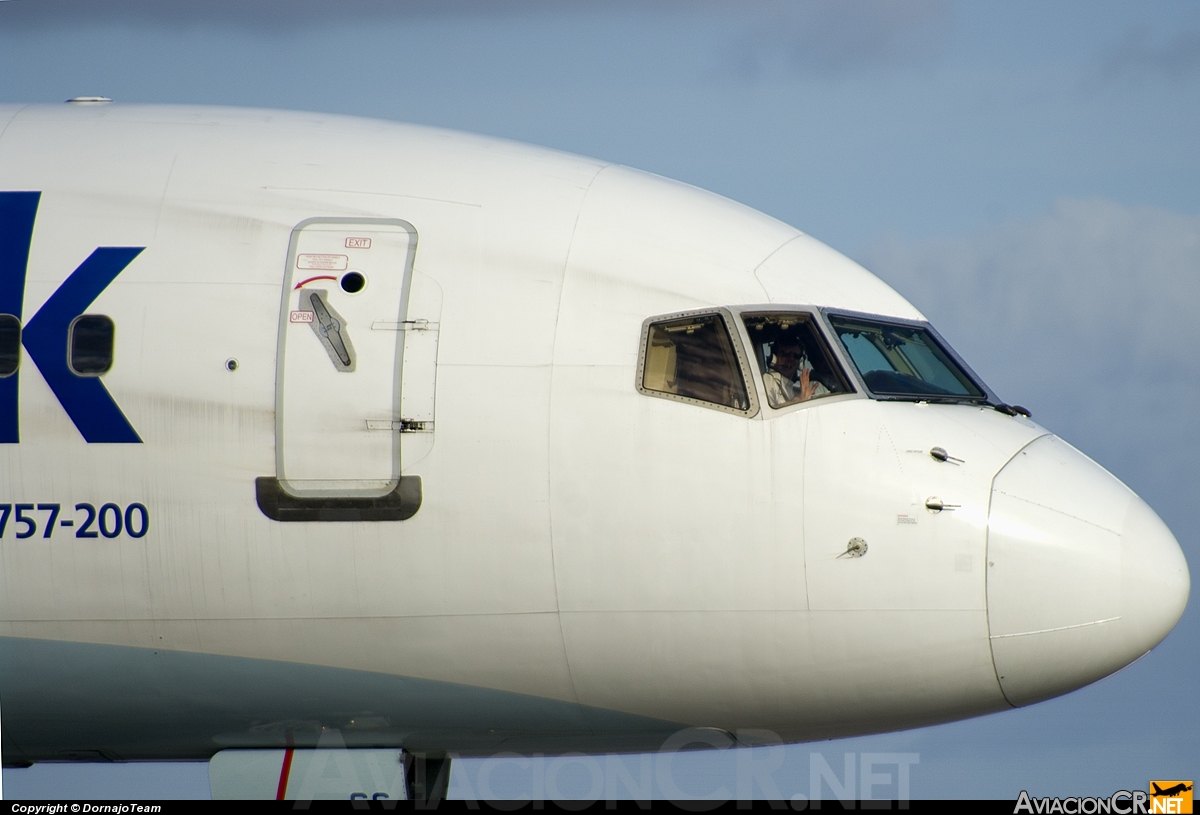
[639,312,753,413]
[827,314,985,400]
[0,314,20,377]
[68,315,115,376]
[742,313,851,408]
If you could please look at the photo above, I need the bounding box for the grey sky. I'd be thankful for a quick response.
[1,0,1196,800]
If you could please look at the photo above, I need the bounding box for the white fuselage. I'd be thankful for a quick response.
[0,103,1188,762]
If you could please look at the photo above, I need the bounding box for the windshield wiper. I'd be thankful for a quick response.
[875,393,987,405]
[886,395,1030,416]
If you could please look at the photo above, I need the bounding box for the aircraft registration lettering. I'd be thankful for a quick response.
[0,502,149,539]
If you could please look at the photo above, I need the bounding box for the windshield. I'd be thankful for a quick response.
[826,315,985,400]
[741,312,852,408]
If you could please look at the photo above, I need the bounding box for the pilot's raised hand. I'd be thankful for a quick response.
[798,367,818,401]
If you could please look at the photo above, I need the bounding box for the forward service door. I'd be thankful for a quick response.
[259,218,420,519]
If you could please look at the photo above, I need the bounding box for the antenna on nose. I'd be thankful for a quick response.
[930,446,964,464]
[837,537,868,558]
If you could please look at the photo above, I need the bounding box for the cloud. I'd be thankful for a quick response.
[727,0,953,79]
[864,198,1200,372]
[1099,26,1200,81]
[859,199,1200,524]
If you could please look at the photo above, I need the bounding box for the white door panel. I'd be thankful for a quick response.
[276,219,416,496]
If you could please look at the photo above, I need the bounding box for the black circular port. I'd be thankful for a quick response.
[340,271,366,293]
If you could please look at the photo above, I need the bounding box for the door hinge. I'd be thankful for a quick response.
[371,319,439,331]
[366,419,434,433]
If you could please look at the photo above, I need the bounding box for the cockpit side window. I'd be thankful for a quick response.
[637,311,755,415]
[741,312,852,409]
[827,314,985,400]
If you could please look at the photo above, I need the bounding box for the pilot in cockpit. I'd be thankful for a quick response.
[763,337,830,408]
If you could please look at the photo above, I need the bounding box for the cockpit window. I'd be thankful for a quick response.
[741,312,852,408]
[827,314,985,400]
[639,312,753,414]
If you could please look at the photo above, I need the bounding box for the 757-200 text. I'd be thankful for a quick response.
[0,502,149,539]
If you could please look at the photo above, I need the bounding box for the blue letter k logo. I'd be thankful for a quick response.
[0,191,142,443]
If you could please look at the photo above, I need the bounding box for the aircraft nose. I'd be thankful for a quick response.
[986,435,1190,706]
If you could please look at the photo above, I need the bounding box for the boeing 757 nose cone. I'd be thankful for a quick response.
[985,435,1190,707]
